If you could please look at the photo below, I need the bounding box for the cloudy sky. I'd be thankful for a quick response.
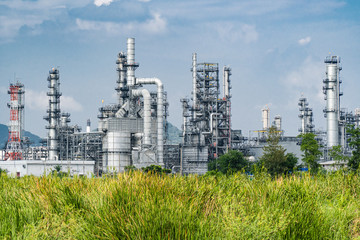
[0,0,359,138]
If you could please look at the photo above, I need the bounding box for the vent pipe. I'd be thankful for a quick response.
[132,89,151,145]
[136,77,164,166]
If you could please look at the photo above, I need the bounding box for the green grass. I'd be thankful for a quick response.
[1,171,360,239]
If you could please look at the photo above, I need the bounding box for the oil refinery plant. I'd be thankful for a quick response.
[0,38,359,176]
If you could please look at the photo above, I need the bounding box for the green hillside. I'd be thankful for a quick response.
[166,121,182,144]
[0,123,42,149]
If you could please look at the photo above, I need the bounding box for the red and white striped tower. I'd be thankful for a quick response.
[5,82,24,160]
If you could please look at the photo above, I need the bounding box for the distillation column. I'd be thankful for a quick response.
[323,56,342,147]
[5,82,24,160]
[45,68,62,160]
[192,53,197,117]
[262,106,270,130]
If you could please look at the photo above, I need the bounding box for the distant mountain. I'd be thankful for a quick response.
[0,123,42,149]
[166,122,182,144]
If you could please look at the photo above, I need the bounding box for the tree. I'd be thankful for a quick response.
[329,145,348,163]
[346,125,360,171]
[298,133,322,173]
[209,150,249,174]
[260,126,297,176]
[285,153,298,172]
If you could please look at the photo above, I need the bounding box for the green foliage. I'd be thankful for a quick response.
[51,165,69,178]
[142,165,171,174]
[124,165,137,172]
[208,150,249,174]
[285,153,298,172]
[1,172,360,238]
[260,126,297,176]
[298,133,322,173]
[329,145,349,163]
[347,125,360,171]
[0,167,7,176]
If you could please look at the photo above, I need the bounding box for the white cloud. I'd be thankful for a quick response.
[298,36,311,46]
[0,15,44,41]
[75,12,167,34]
[25,89,82,112]
[214,23,258,43]
[94,0,113,7]
[138,0,151,2]
[25,89,48,111]
[61,95,83,112]
[283,56,324,104]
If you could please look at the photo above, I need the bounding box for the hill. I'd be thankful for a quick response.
[0,123,42,149]
[166,121,182,144]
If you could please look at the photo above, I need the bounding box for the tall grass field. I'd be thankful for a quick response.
[1,171,360,239]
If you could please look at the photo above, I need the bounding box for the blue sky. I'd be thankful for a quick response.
[0,0,359,138]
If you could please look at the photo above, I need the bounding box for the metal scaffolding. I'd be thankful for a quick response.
[180,54,232,174]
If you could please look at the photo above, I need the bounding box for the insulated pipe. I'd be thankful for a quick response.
[127,38,135,86]
[132,89,151,145]
[136,78,164,166]
[192,53,197,116]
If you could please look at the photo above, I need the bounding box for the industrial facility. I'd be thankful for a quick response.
[1,38,359,176]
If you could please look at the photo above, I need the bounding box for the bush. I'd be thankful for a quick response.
[208,150,249,174]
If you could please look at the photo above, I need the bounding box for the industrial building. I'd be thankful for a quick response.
[0,39,359,176]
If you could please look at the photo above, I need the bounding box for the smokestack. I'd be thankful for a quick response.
[127,38,136,86]
[86,119,91,133]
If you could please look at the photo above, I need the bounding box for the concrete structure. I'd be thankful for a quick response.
[0,160,95,177]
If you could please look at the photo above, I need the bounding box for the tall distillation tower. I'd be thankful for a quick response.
[44,68,62,160]
[323,56,342,147]
[5,82,24,160]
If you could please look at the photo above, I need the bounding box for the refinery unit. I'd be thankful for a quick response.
[1,38,360,176]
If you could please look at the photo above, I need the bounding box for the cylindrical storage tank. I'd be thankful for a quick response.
[103,132,131,172]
